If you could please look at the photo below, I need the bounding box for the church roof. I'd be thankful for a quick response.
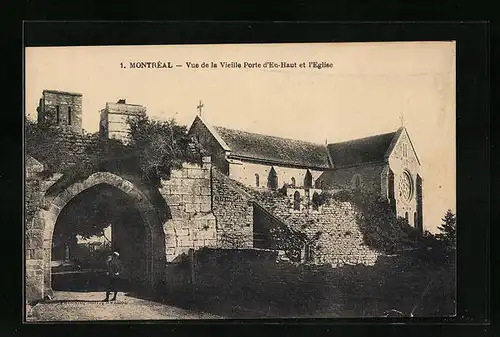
[213,125,331,169]
[327,128,403,168]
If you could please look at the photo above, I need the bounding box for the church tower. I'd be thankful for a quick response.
[36,90,83,135]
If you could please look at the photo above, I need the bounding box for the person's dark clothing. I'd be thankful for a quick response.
[104,257,124,301]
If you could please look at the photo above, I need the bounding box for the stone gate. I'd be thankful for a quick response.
[25,155,217,302]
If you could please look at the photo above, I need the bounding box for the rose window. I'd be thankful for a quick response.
[398,171,413,202]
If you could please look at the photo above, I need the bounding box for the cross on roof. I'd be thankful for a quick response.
[197,100,204,116]
[399,111,405,127]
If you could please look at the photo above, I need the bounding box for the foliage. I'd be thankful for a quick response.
[126,115,203,186]
[414,210,456,263]
[269,225,308,262]
[25,117,83,174]
[25,115,204,240]
[25,114,204,188]
[326,190,417,254]
[436,209,456,249]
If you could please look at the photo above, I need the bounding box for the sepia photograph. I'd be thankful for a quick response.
[24,42,457,321]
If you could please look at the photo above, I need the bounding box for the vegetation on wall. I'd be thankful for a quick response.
[25,115,205,188]
[323,190,417,254]
[126,115,206,186]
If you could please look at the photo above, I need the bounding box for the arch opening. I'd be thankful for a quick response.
[51,184,150,293]
[31,172,166,300]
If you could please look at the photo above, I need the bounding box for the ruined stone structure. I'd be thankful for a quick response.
[25,90,424,302]
[99,99,147,143]
[37,90,83,135]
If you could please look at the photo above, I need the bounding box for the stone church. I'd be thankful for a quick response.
[188,115,423,230]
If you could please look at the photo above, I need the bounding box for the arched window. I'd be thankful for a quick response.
[68,107,72,125]
[304,170,312,189]
[312,192,320,211]
[293,191,301,210]
[405,212,409,223]
[255,173,260,187]
[291,177,296,187]
[267,167,278,190]
[388,169,395,200]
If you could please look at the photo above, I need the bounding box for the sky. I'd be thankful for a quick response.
[25,42,456,233]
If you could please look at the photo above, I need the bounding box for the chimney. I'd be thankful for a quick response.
[117,99,126,104]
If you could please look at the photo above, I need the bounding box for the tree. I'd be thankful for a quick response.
[436,209,456,249]
[126,115,204,186]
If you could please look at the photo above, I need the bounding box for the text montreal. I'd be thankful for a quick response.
[129,61,173,69]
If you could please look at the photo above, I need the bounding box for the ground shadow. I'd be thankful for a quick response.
[42,299,106,304]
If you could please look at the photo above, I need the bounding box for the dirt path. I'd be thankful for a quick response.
[27,291,223,321]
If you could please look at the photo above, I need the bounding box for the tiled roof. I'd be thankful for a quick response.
[213,126,331,169]
[327,129,402,168]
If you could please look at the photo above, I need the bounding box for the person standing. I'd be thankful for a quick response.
[103,251,123,302]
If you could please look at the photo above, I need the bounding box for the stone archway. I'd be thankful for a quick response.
[26,172,166,301]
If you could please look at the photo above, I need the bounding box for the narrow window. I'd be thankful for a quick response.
[312,192,320,211]
[268,168,278,190]
[56,105,60,124]
[405,212,409,223]
[68,107,72,125]
[291,177,296,187]
[304,170,312,188]
[414,212,417,227]
[293,191,301,210]
[255,173,260,187]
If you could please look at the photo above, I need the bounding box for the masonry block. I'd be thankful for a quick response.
[200,187,212,196]
[178,237,194,248]
[185,203,201,213]
[119,179,135,193]
[164,194,182,205]
[166,238,177,249]
[187,168,205,179]
[169,205,187,218]
[203,239,216,247]
[175,228,190,237]
[170,168,187,179]
[26,230,44,249]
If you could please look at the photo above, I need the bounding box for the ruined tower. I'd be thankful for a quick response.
[36,90,83,134]
[99,99,146,143]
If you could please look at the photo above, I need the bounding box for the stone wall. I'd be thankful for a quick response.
[250,189,380,266]
[25,155,63,301]
[211,169,254,248]
[159,158,217,262]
